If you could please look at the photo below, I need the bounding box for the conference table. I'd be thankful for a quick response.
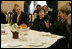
[1,24,64,48]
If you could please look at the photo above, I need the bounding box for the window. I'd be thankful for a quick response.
[29,1,34,14]
[29,1,47,14]
[37,1,47,6]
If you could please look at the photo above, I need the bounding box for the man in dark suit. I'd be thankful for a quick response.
[1,1,7,24]
[12,6,29,26]
[48,6,70,48]
[1,11,7,24]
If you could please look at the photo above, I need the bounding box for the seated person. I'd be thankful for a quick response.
[50,6,70,38]
[1,11,7,24]
[43,5,55,24]
[43,5,49,16]
[1,1,7,24]
[43,5,55,31]
[49,6,71,48]
[33,5,41,18]
[13,4,19,14]
[12,5,29,25]
[30,8,51,32]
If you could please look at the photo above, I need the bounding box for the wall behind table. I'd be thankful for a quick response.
[1,1,24,12]
[1,1,71,12]
[58,1,71,9]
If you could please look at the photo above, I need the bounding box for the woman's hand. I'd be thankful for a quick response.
[44,20,49,29]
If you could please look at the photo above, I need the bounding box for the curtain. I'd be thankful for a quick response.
[24,1,31,12]
[46,1,58,10]
[46,1,58,23]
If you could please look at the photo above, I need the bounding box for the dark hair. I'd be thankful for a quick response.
[36,5,41,8]
[33,10,37,15]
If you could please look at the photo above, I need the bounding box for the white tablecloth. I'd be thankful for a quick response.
[1,24,64,48]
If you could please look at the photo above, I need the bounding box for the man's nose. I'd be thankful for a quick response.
[18,10,20,12]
